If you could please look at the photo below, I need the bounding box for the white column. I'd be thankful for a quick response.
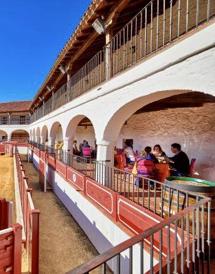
[42,100,45,116]
[48,137,55,148]
[40,136,46,145]
[96,140,114,164]
[8,133,12,142]
[96,140,114,186]
[8,113,11,125]
[64,137,72,152]
[37,136,41,144]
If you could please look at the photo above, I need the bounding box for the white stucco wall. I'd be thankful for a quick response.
[0,125,29,140]
[28,22,215,177]
[74,126,96,149]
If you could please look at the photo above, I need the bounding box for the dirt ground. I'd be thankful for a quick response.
[21,157,103,274]
[0,155,16,221]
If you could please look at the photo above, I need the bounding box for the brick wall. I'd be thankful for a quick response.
[117,103,215,181]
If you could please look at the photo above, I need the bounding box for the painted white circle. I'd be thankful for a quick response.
[72,173,77,183]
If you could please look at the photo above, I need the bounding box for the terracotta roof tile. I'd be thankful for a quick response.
[0,101,31,113]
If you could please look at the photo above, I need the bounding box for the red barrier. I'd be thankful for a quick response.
[0,144,5,155]
[48,155,56,169]
[40,150,46,162]
[67,166,85,192]
[117,195,181,255]
[39,159,46,190]
[56,160,67,179]
[85,178,117,220]
[0,224,22,274]
[0,199,12,230]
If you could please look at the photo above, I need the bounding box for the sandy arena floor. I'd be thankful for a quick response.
[0,155,16,221]
[21,157,103,274]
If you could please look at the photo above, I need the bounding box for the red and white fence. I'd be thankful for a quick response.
[0,199,22,274]
[15,148,40,274]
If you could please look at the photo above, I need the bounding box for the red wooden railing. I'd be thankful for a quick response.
[0,199,13,230]
[15,148,40,274]
[0,224,22,274]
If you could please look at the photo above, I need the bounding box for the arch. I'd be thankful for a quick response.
[29,129,33,141]
[11,129,29,143]
[41,125,48,145]
[0,130,8,142]
[100,90,215,180]
[65,115,96,154]
[36,127,41,143]
[102,90,213,142]
[32,128,36,142]
[49,121,64,148]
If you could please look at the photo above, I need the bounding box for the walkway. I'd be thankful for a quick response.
[21,156,100,274]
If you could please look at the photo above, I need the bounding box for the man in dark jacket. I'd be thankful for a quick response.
[170,143,190,176]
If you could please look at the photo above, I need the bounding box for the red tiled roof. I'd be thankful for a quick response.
[0,101,31,113]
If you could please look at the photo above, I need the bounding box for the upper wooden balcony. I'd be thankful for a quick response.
[31,0,215,123]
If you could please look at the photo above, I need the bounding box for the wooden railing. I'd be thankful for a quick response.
[0,199,13,230]
[15,148,40,274]
[31,0,215,123]
[0,116,30,125]
[0,225,22,274]
[67,197,211,274]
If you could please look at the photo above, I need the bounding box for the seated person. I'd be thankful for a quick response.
[169,143,190,176]
[82,141,91,157]
[134,156,156,188]
[73,140,80,155]
[143,146,158,163]
[153,144,166,157]
[124,141,135,164]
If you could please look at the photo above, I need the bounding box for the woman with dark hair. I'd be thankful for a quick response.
[153,144,166,158]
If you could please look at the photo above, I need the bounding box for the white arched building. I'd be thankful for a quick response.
[29,18,215,180]
[3,1,215,272]
[0,101,30,142]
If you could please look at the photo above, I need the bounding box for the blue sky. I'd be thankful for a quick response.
[0,0,91,102]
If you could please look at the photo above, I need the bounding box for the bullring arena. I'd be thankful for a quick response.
[1,0,215,273]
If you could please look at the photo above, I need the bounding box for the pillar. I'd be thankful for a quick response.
[40,136,46,145]
[8,113,11,125]
[96,140,114,186]
[48,137,55,148]
[105,30,112,80]
[66,73,71,102]
[36,136,41,144]
[96,140,114,163]
[64,137,72,152]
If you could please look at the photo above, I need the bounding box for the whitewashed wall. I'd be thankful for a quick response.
[74,126,96,149]
[30,23,215,178]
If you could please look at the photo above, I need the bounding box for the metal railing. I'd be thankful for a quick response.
[29,143,213,273]
[30,144,207,219]
[0,115,30,125]
[31,0,215,123]
[67,197,211,274]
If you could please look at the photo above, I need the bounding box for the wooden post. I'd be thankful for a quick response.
[105,30,112,80]
[13,224,22,274]
[31,209,40,274]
